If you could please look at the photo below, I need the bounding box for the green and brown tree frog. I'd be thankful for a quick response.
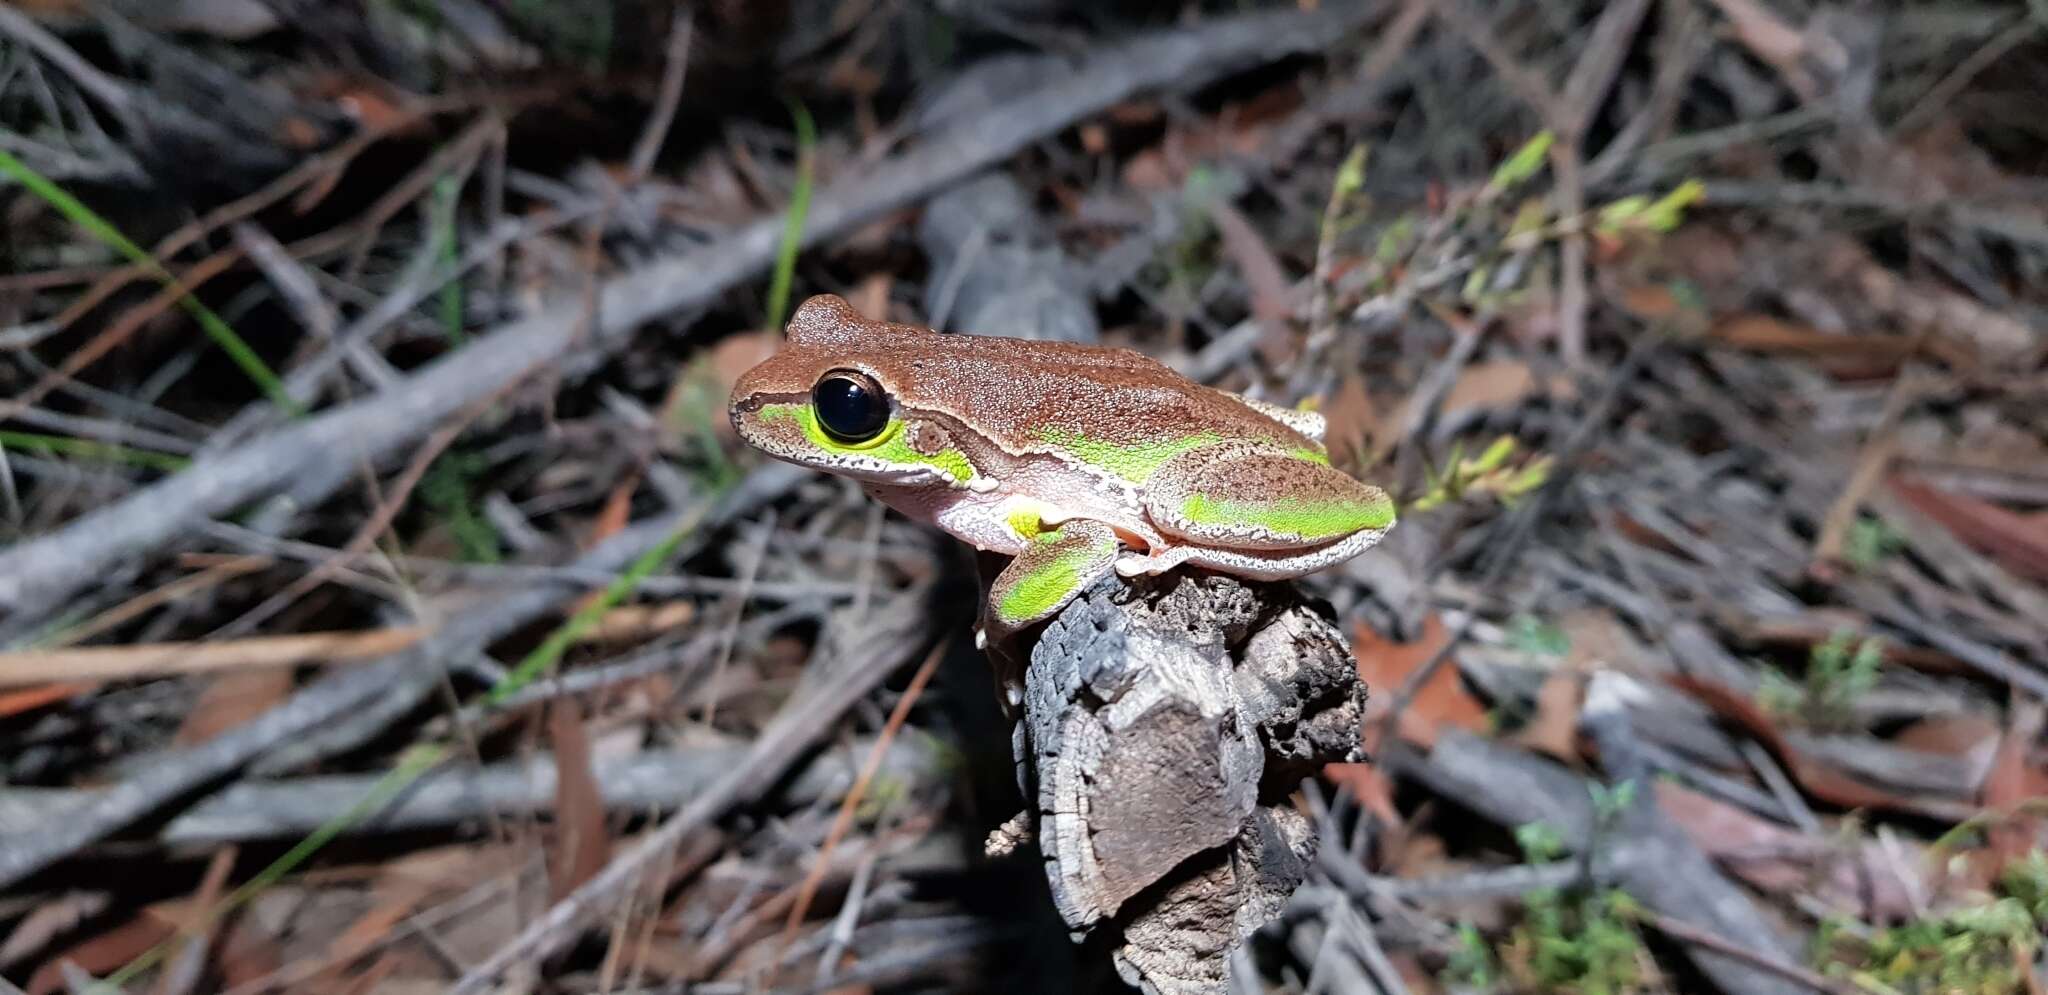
[728,294,1395,641]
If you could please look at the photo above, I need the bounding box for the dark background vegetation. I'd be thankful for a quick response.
[1,1,2045,992]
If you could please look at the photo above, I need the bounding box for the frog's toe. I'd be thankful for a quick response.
[983,518,1122,639]
[1113,547,1192,577]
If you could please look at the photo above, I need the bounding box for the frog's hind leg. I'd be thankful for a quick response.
[982,518,1123,641]
[1131,443,1394,572]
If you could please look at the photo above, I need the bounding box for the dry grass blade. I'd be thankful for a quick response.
[0,627,424,688]
[772,639,948,978]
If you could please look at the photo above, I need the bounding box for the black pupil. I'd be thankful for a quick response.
[813,374,889,442]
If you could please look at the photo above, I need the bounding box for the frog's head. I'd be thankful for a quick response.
[728,295,980,488]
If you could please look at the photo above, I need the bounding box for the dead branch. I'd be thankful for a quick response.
[1012,572,1365,994]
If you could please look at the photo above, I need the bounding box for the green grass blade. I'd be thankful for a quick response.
[0,148,302,416]
[484,504,707,708]
[432,174,466,345]
[762,98,816,333]
[0,430,190,472]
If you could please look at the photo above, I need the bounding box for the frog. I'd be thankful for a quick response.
[727,294,1395,643]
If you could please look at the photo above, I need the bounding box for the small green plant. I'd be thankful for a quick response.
[1594,180,1706,236]
[420,450,501,564]
[1485,131,1556,198]
[1442,922,1501,990]
[1410,436,1552,512]
[1444,819,1650,995]
[1759,630,1884,730]
[2000,849,2048,921]
[1507,613,1571,658]
[1507,886,1648,995]
[1821,899,2039,995]
[0,430,189,473]
[1507,816,1650,994]
[1845,515,1906,571]
[1814,850,2047,994]
[1516,821,1567,865]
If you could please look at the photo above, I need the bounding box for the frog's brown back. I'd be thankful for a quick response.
[878,333,1313,456]
[782,293,1314,457]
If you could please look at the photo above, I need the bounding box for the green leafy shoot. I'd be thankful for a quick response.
[482,507,705,709]
[1517,821,1567,865]
[1508,613,1571,658]
[1759,630,1883,730]
[0,148,301,416]
[1442,923,1501,990]
[1493,819,1650,994]
[1844,515,1905,571]
[0,430,189,473]
[763,98,817,334]
[1510,887,1647,995]
[1331,143,1370,202]
[420,450,500,563]
[1410,436,1552,512]
[1597,179,1705,235]
[1487,131,1555,196]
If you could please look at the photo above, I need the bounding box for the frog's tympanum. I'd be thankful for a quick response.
[729,294,1395,641]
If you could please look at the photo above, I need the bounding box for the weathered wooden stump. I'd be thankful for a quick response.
[991,571,1365,994]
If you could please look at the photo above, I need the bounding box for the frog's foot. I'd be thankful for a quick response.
[1113,546,1194,577]
[1142,445,1395,552]
[982,518,1122,641]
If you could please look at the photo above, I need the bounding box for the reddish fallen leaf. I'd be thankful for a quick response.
[175,669,295,746]
[1320,372,1382,470]
[0,683,88,719]
[1710,314,1920,359]
[588,470,641,547]
[1204,199,1295,365]
[25,909,176,995]
[1322,762,1400,826]
[549,698,612,901]
[1893,712,2002,791]
[1891,476,2048,583]
[0,892,109,971]
[1441,361,1538,417]
[1984,701,2048,866]
[1655,781,1921,921]
[1354,614,1486,750]
[1616,283,1681,321]
[1668,675,1976,820]
[310,879,438,990]
[849,273,892,326]
[1514,670,1582,761]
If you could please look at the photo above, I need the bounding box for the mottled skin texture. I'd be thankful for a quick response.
[728,294,1394,638]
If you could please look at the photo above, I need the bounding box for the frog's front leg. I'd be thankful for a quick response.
[981,518,1123,642]
[1121,444,1395,579]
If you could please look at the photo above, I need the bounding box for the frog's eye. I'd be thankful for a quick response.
[812,370,890,443]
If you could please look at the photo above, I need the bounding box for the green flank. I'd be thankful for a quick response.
[1040,427,1216,482]
[1040,427,1330,482]
[1181,489,1394,540]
